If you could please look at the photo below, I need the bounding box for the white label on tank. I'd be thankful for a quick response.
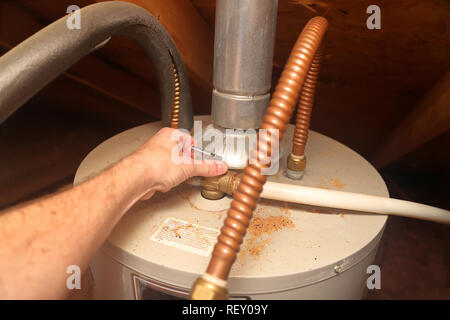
[150,218,219,256]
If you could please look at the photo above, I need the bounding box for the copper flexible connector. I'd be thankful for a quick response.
[170,64,181,129]
[292,47,323,156]
[205,17,328,280]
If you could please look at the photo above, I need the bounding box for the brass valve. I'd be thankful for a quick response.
[200,171,241,200]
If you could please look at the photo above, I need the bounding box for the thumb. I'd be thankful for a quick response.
[191,161,228,177]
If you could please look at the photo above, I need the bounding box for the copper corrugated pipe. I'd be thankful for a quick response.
[205,16,329,281]
[292,47,323,156]
[170,64,181,129]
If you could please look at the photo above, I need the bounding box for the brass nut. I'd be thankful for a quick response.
[189,277,228,300]
[287,153,306,172]
[201,188,225,200]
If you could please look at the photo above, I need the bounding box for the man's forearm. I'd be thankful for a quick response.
[0,153,149,299]
[0,127,226,299]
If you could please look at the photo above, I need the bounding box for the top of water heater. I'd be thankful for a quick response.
[74,115,388,294]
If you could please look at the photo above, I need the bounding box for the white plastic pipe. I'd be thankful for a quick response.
[261,181,450,225]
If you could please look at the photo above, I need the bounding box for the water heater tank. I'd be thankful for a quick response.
[74,115,388,299]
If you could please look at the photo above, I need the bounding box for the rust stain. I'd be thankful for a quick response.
[172,223,193,237]
[316,183,331,190]
[331,177,346,189]
[317,177,346,189]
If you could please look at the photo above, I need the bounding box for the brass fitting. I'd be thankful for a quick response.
[200,171,241,199]
[189,276,228,300]
[286,153,306,180]
[200,186,225,200]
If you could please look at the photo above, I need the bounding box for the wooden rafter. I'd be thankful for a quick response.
[371,69,450,168]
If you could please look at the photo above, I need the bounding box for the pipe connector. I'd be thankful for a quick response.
[286,153,306,180]
[190,274,228,300]
[200,171,241,199]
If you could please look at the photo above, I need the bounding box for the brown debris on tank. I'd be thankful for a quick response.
[172,223,193,238]
[248,215,295,237]
[239,215,295,259]
[317,177,346,189]
[331,177,346,189]
[316,182,330,190]
[246,238,272,258]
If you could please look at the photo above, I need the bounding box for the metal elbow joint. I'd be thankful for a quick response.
[200,171,241,200]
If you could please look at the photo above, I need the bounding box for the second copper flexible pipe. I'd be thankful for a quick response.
[170,64,181,129]
[205,16,329,280]
[293,47,323,156]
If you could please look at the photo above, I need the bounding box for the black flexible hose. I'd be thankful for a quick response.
[0,1,193,130]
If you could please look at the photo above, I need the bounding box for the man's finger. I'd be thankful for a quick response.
[179,131,195,151]
[192,161,228,177]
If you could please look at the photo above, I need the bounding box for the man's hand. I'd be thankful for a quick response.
[0,126,228,299]
[129,127,228,200]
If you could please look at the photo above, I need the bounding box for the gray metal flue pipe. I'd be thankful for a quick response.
[211,0,278,130]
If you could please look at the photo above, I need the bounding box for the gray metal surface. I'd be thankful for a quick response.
[211,90,270,130]
[201,122,258,169]
[0,1,193,130]
[211,0,278,129]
